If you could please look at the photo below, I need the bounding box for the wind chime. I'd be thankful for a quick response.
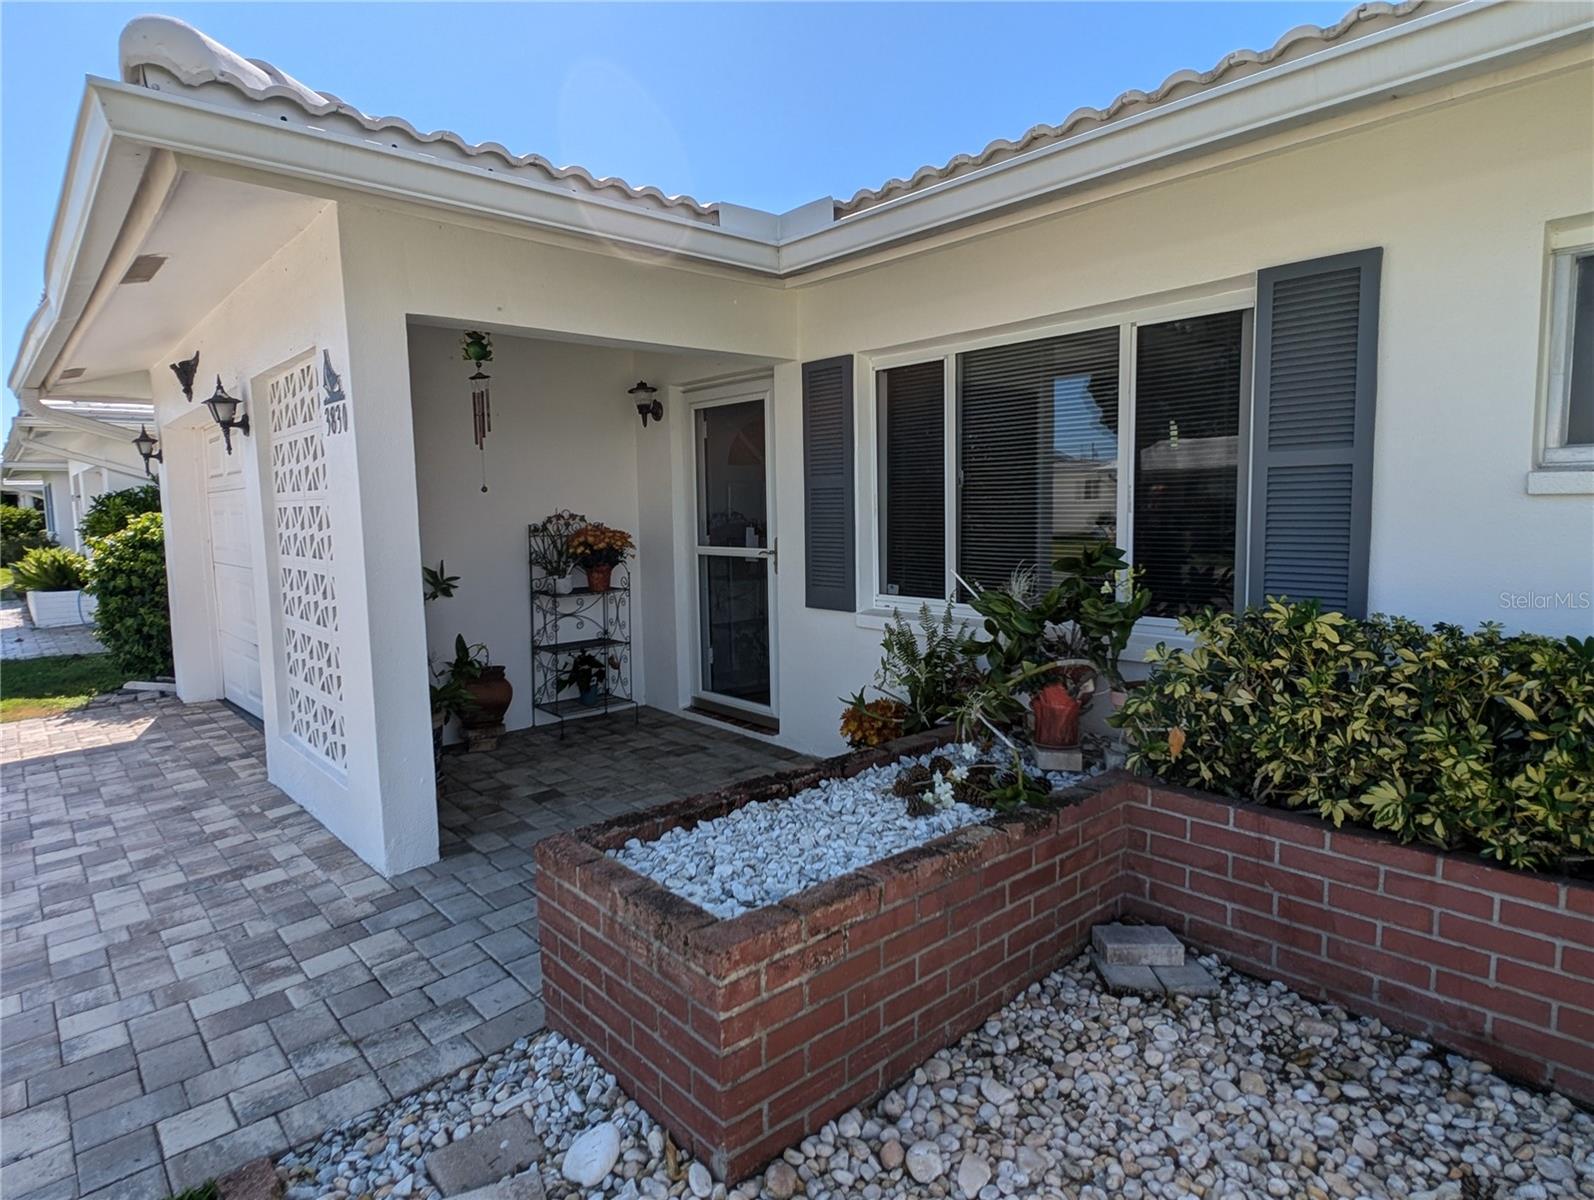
[461,329,494,492]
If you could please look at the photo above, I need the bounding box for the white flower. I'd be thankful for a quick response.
[931,771,956,809]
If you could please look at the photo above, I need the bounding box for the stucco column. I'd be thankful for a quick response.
[329,309,438,876]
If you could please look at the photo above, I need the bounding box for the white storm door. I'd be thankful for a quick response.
[691,390,777,716]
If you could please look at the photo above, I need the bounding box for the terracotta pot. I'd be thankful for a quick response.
[585,564,613,592]
[462,665,512,729]
[1031,682,1081,748]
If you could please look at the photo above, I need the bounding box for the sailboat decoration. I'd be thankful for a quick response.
[460,330,495,492]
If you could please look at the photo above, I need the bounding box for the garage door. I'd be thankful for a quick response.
[205,430,263,717]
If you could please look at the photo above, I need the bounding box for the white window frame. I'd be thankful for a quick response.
[862,283,1254,659]
[1537,219,1594,474]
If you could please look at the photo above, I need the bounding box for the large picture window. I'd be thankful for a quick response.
[874,307,1249,616]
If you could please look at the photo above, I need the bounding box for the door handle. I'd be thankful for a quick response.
[758,538,777,573]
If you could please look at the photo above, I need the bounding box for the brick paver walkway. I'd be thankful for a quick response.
[0,698,799,1199]
[1,599,104,661]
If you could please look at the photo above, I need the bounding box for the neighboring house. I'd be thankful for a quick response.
[1,397,153,550]
[8,2,1591,875]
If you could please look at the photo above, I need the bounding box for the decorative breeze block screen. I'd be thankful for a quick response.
[268,355,347,769]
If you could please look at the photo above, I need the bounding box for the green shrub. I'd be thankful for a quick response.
[11,546,89,592]
[79,484,161,541]
[86,512,172,678]
[0,503,52,564]
[1115,600,1594,870]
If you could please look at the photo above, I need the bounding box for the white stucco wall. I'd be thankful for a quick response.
[408,324,649,732]
[150,203,439,876]
[768,59,1594,754]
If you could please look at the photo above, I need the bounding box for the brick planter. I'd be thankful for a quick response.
[1119,782,1594,1105]
[536,752,1594,1183]
[534,736,1134,1180]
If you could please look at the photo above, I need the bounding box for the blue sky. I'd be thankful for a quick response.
[1,1,1350,436]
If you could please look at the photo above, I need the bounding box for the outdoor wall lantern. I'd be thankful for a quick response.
[204,377,251,454]
[170,351,200,402]
[630,380,662,427]
[131,424,162,477]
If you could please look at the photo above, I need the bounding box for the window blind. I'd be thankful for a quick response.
[956,328,1120,597]
[1133,311,1245,617]
[878,361,946,599]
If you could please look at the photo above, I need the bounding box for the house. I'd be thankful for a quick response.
[1,396,153,551]
[8,2,1591,876]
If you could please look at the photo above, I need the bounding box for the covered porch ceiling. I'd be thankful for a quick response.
[19,163,326,401]
[405,315,786,389]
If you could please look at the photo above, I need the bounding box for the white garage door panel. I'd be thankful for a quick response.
[208,489,253,571]
[206,431,263,718]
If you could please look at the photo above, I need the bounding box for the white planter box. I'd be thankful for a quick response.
[25,589,98,628]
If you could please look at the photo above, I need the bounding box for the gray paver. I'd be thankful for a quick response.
[426,1112,543,1196]
[1154,961,1221,997]
[1091,922,1186,967]
[1,699,799,1192]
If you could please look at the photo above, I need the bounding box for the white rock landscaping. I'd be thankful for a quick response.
[276,952,1591,1200]
[610,744,1085,918]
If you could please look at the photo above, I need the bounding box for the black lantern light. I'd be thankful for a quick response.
[629,380,662,428]
[170,351,199,401]
[132,424,162,478]
[203,376,250,454]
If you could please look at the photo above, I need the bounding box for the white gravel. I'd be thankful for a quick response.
[276,952,1594,1200]
[610,743,1085,919]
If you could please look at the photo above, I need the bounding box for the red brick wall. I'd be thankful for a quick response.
[1120,781,1594,1104]
[536,759,1594,1184]
[535,763,1134,1181]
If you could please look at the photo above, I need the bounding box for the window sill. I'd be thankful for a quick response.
[1526,468,1594,495]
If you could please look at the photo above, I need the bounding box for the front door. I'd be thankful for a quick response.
[692,388,776,719]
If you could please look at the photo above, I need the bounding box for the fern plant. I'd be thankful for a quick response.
[872,602,981,734]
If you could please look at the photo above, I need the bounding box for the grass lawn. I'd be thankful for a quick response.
[0,566,15,600]
[1,654,127,722]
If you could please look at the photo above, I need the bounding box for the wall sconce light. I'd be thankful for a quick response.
[630,380,662,428]
[203,377,251,454]
[132,424,162,478]
[170,351,200,402]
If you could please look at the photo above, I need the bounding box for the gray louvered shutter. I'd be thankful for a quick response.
[1248,248,1380,618]
[803,356,855,611]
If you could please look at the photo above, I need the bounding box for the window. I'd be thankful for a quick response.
[958,329,1119,597]
[1544,239,1594,465]
[877,362,945,598]
[874,306,1249,615]
[1132,312,1247,617]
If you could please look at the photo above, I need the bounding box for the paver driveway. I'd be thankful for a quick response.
[0,698,799,1199]
[0,599,104,661]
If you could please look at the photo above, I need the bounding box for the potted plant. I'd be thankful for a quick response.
[528,510,587,594]
[557,651,609,707]
[12,546,95,628]
[447,635,512,729]
[566,522,634,592]
[1051,543,1150,709]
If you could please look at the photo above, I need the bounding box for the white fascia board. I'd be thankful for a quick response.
[8,93,152,397]
[775,0,1594,271]
[90,79,783,275]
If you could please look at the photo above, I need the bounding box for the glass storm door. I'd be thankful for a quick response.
[693,393,775,715]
